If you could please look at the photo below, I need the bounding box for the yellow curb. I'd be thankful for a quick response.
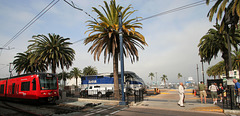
[191,106,223,113]
[185,89,193,91]
[161,92,170,94]
[170,89,177,91]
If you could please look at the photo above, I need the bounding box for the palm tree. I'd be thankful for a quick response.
[207,61,225,79]
[58,71,70,87]
[70,67,82,87]
[206,0,239,32]
[148,72,154,87]
[177,73,182,83]
[198,24,240,78]
[161,74,168,88]
[232,50,240,78]
[13,52,47,74]
[83,66,98,75]
[28,33,75,74]
[84,0,147,99]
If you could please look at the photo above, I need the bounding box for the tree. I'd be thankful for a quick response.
[206,0,239,33]
[206,61,225,79]
[161,74,168,88]
[13,52,47,74]
[84,0,147,100]
[148,72,154,87]
[28,33,75,74]
[83,66,98,75]
[58,71,70,87]
[70,67,82,87]
[198,24,240,78]
[232,50,240,78]
[177,73,182,83]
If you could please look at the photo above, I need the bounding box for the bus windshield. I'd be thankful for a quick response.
[39,74,57,90]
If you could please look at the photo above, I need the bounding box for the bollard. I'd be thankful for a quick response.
[194,89,196,97]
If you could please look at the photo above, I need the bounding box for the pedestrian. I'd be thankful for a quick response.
[209,83,218,104]
[218,83,224,102]
[183,84,185,103]
[233,79,240,105]
[199,81,207,104]
[178,82,185,107]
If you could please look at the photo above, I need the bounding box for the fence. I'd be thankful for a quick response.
[67,89,145,105]
[222,87,240,110]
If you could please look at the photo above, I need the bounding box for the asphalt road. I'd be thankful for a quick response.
[113,107,226,116]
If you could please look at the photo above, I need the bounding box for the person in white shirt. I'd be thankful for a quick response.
[178,82,185,107]
[209,83,218,104]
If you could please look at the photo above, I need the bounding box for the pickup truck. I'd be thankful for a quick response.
[82,85,113,97]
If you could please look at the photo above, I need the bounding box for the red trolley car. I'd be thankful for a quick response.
[0,73,59,103]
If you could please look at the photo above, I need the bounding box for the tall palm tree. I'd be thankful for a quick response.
[161,74,168,88]
[148,72,154,87]
[206,0,239,32]
[28,33,75,74]
[84,0,147,99]
[83,66,98,76]
[70,67,82,87]
[177,73,182,83]
[13,52,47,74]
[198,24,240,78]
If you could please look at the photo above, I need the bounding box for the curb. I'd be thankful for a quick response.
[224,109,240,115]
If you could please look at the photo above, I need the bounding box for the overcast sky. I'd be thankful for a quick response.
[0,0,222,84]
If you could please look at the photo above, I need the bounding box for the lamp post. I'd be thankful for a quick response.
[118,11,126,105]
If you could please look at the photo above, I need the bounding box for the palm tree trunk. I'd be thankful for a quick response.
[222,51,230,78]
[52,60,56,74]
[113,53,120,100]
[76,77,78,87]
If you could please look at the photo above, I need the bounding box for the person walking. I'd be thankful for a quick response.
[199,81,207,104]
[178,82,185,107]
[209,83,218,104]
[233,79,240,105]
[218,83,224,102]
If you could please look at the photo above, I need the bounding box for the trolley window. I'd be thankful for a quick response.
[32,78,36,90]
[0,84,4,94]
[21,81,30,91]
[12,83,15,94]
[39,74,57,90]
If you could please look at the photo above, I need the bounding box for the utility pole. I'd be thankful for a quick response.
[9,63,13,77]
[197,64,199,89]
[155,72,157,88]
[201,60,205,84]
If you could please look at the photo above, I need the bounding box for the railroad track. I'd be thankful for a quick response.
[0,101,42,116]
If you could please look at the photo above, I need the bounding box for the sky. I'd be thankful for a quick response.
[0,0,223,84]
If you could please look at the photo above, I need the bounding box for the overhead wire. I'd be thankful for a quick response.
[135,0,216,22]
[2,0,60,49]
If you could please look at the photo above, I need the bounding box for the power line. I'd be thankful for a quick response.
[2,0,60,49]
[135,0,216,22]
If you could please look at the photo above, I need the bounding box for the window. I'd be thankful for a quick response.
[39,74,57,90]
[32,78,36,90]
[21,82,30,91]
[12,83,15,94]
[0,84,4,94]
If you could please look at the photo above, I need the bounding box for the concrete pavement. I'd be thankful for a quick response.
[132,89,224,114]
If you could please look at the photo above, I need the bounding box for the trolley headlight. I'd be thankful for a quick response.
[54,92,57,94]
[42,92,46,95]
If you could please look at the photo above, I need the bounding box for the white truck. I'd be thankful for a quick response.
[87,85,113,97]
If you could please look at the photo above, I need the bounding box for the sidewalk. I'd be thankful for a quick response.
[132,89,225,114]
